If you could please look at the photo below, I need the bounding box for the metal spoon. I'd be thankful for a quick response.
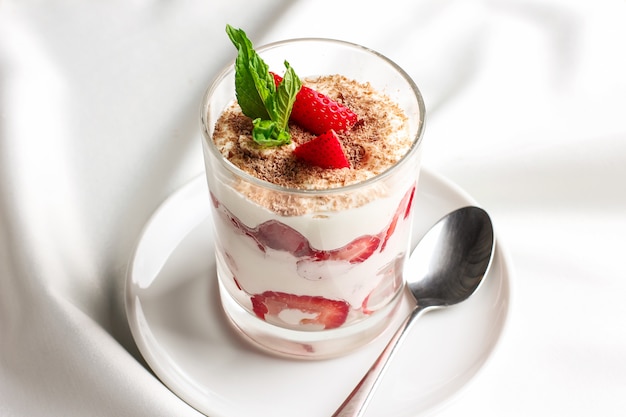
[332,206,495,417]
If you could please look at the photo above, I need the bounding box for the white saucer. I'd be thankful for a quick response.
[125,169,511,417]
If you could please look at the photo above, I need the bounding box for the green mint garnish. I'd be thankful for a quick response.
[225,25,302,147]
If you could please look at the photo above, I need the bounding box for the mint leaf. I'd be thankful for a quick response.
[226,25,273,120]
[225,25,302,147]
[252,119,291,146]
[272,62,301,131]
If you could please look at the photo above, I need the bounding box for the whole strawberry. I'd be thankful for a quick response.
[272,73,358,135]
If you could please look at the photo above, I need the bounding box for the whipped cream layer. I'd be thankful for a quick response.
[211,187,413,319]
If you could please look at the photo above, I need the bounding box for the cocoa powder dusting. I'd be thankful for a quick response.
[211,75,413,215]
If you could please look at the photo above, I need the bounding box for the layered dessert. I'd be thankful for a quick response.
[201,26,424,357]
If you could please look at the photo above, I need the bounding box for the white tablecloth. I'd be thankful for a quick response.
[2,0,625,416]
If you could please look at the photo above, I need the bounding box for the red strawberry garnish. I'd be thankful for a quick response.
[272,73,358,135]
[323,235,381,264]
[251,291,349,329]
[293,130,350,169]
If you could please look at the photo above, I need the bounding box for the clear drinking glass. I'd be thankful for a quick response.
[201,38,425,359]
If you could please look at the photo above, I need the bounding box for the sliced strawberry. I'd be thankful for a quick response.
[293,130,350,169]
[321,235,381,264]
[255,220,314,257]
[380,185,416,251]
[251,291,349,329]
[233,276,243,291]
[380,209,401,252]
[404,185,416,219]
[272,73,358,135]
[362,256,404,314]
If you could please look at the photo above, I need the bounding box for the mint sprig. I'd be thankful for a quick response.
[226,25,302,147]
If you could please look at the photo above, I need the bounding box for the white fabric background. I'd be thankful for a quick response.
[1,0,625,416]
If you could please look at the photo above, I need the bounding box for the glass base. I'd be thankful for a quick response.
[217,277,403,360]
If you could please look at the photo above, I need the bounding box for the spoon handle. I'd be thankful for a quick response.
[331,306,426,417]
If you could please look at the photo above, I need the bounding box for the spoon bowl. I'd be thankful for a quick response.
[409,205,494,309]
[332,206,495,417]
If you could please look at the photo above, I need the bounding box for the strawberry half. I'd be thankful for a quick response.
[251,291,349,329]
[293,130,350,169]
[272,73,358,135]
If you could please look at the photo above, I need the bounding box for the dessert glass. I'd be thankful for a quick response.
[201,38,425,359]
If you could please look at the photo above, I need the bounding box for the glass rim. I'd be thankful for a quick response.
[201,37,426,196]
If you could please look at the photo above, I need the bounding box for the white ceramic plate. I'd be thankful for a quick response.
[125,169,511,417]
